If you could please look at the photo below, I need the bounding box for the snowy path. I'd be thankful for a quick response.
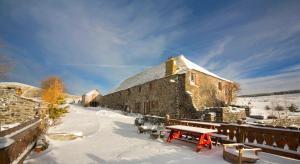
[25,105,300,164]
[48,105,99,137]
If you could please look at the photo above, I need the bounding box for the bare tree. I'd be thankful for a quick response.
[0,42,13,79]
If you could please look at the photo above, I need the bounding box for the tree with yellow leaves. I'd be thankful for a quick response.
[41,76,68,120]
[41,76,65,106]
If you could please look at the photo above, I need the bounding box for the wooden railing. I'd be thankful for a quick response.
[165,118,300,159]
[0,118,42,164]
[0,118,40,137]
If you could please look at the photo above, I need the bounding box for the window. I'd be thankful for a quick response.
[149,82,153,91]
[218,82,222,91]
[139,86,142,93]
[190,73,196,84]
[135,102,141,112]
[128,89,131,95]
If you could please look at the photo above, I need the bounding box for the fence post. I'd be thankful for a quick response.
[236,125,245,143]
[165,114,170,126]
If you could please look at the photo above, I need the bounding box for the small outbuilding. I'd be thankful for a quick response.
[81,89,101,107]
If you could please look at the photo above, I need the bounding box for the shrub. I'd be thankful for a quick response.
[274,105,285,111]
[265,105,271,110]
[49,107,68,120]
[288,104,299,112]
[57,96,66,105]
[15,88,23,96]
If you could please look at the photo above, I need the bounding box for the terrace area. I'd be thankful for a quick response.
[24,104,300,164]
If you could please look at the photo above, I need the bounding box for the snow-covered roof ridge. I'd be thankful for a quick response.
[111,55,231,94]
[84,89,101,96]
[112,63,165,93]
[178,55,231,82]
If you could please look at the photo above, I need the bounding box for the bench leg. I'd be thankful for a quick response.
[166,130,181,143]
[196,133,213,151]
[196,134,205,152]
[206,134,212,149]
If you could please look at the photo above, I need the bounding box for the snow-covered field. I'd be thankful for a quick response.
[235,93,300,119]
[25,104,300,164]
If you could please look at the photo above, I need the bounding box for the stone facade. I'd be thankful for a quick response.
[99,56,238,119]
[202,107,246,123]
[184,70,236,109]
[0,86,43,126]
[101,74,185,116]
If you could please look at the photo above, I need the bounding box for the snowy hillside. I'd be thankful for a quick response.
[0,82,42,98]
[0,82,79,99]
[112,55,230,93]
[235,93,300,119]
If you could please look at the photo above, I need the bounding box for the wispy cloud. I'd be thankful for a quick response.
[1,0,187,94]
[188,1,300,94]
[1,0,300,95]
[199,37,233,67]
[239,70,300,94]
[61,64,149,68]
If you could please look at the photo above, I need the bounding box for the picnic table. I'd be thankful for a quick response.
[166,125,217,152]
[180,121,221,129]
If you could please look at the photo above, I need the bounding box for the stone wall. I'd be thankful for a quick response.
[202,107,247,123]
[100,74,187,118]
[0,86,42,126]
[184,70,233,111]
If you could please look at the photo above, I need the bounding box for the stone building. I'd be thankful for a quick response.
[82,89,101,107]
[100,55,239,119]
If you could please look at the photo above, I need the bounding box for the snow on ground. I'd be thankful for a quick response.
[25,104,300,164]
[48,105,99,137]
[0,123,20,131]
[0,82,40,89]
[235,93,300,119]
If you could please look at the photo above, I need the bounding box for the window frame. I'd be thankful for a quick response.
[190,72,196,84]
[218,82,222,91]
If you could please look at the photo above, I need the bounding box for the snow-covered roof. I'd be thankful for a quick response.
[111,55,231,93]
[84,89,100,96]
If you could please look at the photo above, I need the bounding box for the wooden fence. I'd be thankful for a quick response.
[165,118,300,159]
[0,118,42,164]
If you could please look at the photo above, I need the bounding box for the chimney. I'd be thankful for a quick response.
[165,56,176,76]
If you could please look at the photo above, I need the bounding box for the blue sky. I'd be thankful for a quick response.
[0,0,300,95]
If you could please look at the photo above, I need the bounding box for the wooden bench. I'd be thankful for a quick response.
[211,133,228,145]
[223,143,262,164]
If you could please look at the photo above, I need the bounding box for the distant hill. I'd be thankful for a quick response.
[239,89,300,97]
[0,82,79,99]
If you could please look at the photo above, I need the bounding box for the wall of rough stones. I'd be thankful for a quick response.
[202,107,247,123]
[100,74,187,118]
[184,70,233,111]
[0,86,42,126]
